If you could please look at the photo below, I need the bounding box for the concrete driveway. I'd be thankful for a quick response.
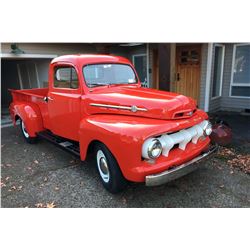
[1,114,250,208]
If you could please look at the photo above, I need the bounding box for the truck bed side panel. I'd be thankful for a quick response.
[9,88,50,129]
[9,101,44,137]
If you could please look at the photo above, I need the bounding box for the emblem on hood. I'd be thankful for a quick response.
[90,103,147,112]
[131,105,138,112]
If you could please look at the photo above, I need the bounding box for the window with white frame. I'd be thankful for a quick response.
[230,44,250,98]
[132,54,148,87]
[212,45,225,98]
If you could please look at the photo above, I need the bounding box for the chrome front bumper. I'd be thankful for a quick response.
[145,145,218,186]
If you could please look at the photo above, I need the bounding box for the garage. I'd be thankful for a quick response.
[1,54,56,126]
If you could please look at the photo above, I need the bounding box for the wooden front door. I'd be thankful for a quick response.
[175,45,201,102]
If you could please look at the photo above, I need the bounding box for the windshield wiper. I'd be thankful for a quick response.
[88,83,110,88]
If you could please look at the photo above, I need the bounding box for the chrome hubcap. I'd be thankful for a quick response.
[21,121,29,138]
[97,150,110,183]
[100,157,109,175]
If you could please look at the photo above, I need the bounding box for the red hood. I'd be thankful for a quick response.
[85,85,197,120]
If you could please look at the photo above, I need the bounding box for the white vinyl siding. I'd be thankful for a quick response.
[220,44,250,111]
[230,44,250,98]
[209,43,250,112]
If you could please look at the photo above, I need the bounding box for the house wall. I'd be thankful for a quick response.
[1,43,96,56]
[209,43,250,112]
[220,43,250,111]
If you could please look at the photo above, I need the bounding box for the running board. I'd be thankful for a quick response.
[37,131,80,157]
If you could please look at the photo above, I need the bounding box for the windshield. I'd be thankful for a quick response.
[83,63,137,87]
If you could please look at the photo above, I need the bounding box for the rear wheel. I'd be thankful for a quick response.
[20,119,37,144]
[94,143,127,193]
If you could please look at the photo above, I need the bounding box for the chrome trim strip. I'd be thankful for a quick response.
[145,144,218,186]
[90,103,148,112]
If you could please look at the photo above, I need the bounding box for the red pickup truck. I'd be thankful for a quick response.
[9,54,217,193]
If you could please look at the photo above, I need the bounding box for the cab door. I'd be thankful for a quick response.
[47,65,82,141]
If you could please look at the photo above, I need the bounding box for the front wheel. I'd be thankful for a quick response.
[94,143,127,193]
[20,119,37,144]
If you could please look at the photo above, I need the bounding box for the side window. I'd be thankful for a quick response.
[54,67,79,89]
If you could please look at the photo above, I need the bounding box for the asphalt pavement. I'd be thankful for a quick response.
[1,116,250,208]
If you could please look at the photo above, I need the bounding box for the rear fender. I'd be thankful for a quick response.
[9,102,44,137]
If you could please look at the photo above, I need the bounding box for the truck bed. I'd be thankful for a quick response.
[9,88,49,128]
[9,88,48,101]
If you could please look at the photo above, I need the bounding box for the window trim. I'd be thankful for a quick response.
[53,65,79,90]
[132,53,147,64]
[211,44,225,100]
[132,53,148,86]
[229,43,250,99]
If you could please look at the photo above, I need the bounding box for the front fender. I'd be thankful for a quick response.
[79,111,207,182]
[79,115,149,181]
[9,102,44,137]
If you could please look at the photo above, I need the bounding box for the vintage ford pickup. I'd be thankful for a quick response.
[9,55,217,193]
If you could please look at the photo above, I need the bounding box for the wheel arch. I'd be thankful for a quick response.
[15,114,20,122]
[10,102,44,137]
[85,139,103,158]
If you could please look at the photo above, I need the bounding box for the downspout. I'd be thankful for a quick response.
[204,43,213,112]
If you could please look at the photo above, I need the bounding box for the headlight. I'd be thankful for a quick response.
[203,121,212,136]
[142,138,162,159]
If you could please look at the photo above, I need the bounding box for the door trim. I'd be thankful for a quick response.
[132,53,148,87]
[152,49,159,89]
[204,43,213,112]
[211,44,225,100]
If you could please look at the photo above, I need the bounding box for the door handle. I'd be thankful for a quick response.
[176,73,180,81]
[43,96,53,102]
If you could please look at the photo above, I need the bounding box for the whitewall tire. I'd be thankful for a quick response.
[94,143,127,193]
[97,150,110,183]
[20,119,37,144]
